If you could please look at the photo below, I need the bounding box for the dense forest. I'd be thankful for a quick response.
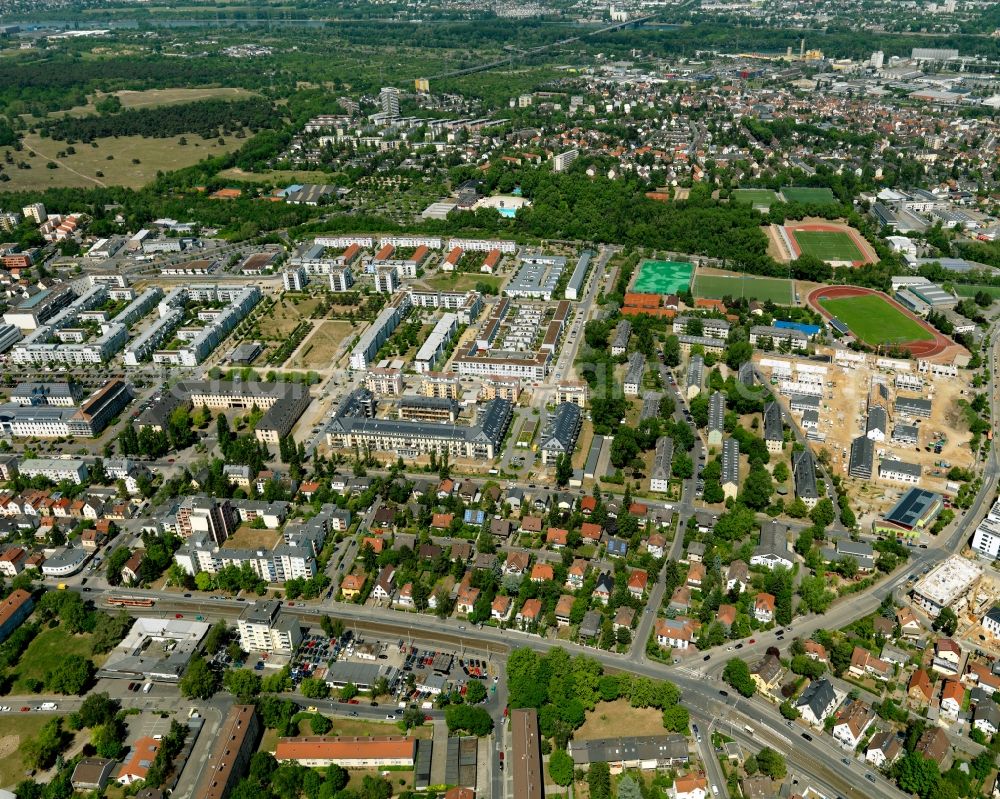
[42,97,278,142]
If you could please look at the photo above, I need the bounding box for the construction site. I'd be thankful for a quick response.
[753,346,976,529]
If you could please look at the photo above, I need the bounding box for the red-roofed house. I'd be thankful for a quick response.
[530,562,554,583]
[546,528,568,548]
[628,569,649,597]
[555,594,575,626]
[517,598,543,628]
[117,737,161,785]
[754,593,776,624]
[492,595,513,622]
[432,513,454,530]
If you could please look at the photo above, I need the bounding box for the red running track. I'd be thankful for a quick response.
[806,285,952,358]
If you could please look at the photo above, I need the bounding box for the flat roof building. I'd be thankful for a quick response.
[511,708,543,799]
[912,555,983,617]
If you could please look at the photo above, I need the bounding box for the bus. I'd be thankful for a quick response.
[106,595,156,608]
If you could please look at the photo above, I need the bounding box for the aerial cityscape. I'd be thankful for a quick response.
[3,1,1000,798]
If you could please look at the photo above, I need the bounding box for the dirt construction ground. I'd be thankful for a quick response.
[756,348,976,527]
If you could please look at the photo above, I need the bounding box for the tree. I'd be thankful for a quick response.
[20,718,68,770]
[465,680,487,704]
[772,461,789,483]
[757,747,786,779]
[340,682,358,700]
[310,713,332,735]
[401,707,425,730]
[445,705,493,736]
[892,752,940,799]
[180,654,219,700]
[46,654,94,694]
[548,748,574,786]
[78,692,120,728]
[92,719,127,759]
[320,616,344,639]
[555,453,573,487]
[616,775,643,799]
[588,761,612,799]
[223,669,262,702]
[662,704,690,733]
[326,762,349,792]
[663,335,681,367]
[740,465,774,510]
[723,658,755,697]
[932,607,958,636]
[809,498,836,529]
[300,678,330,699]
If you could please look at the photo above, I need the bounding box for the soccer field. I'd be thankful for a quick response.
[693,273,795,304]
[793,230,864,263]
[780,187,837,205]
[819,295,935,345]
[633,260,693,294]
[731,189,779,208]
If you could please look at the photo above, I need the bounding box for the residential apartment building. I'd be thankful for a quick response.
[237,600,303,654]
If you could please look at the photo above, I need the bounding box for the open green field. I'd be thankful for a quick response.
[819,294,935,345]
[2,132,241,190]
[218,167,338,185]
[632,260,693,294]
[793,230,864,263]
[424,273,501,292]
[52,87,258,119]
[0,713,62,788]
[731,188,779,208]
[780,187,837,205]
[955,284,1000,299]
[8,626,104,694]
[288,320,357,369]
[693,273,795,304]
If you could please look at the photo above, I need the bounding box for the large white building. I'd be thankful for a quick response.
[911,555,983,617]
[972,499,1000,559]
[237,600,302,654]
[19,457,88,484]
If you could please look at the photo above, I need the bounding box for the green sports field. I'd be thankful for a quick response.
[780,187,837,205]
[955,284,1000,299]
[693,273,795,304]
[731,189,779,208]
[793,230,864,263]
[818,294,935,345]
[632,260,693,294]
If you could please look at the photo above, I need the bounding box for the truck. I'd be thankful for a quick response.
[39,703,57,711]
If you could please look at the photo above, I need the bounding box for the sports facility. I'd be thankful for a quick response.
[955,284,1000,299]
[807,285,954,357]
[693,272,795,305]
[732,189,779,208]
[793,230,864,263]
[632,260,693,294]
[779,186,837,205]
[770,221,877,267]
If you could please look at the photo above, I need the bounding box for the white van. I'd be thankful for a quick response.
[40,702,57,711]
[142,683,152,694]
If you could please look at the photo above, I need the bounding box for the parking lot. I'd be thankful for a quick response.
[281,631,501,707]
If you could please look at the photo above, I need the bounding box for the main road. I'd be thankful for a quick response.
[95,584,907,799]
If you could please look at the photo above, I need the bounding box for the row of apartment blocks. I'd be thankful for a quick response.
[148,286,261,367]
[348,290,483,370]
[0,379,133,439]
[308,234,516,253]
[10,284,162,366]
